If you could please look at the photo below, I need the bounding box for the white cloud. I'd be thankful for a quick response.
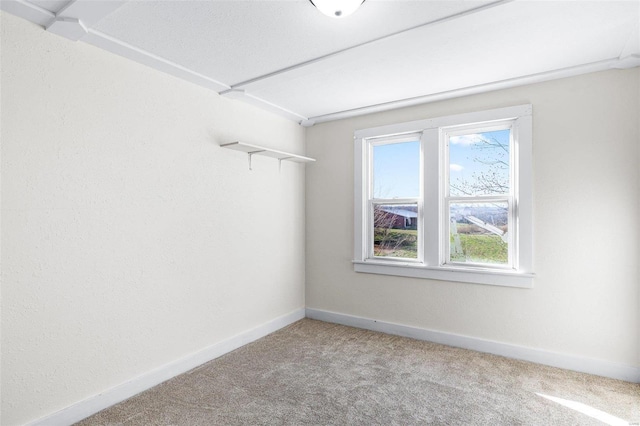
[450,134,484,146]
[450,163,464,172]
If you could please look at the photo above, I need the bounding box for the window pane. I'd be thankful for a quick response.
[373,141,420,199]
[373,204,418,259]
[449,129,510,196]
[449,202,508,265]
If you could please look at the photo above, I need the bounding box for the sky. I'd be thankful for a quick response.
[448,129,510,196]
[373,140,420,199]
[372,129,510,199]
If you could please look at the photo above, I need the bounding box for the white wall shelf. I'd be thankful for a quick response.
[220,141,315,169]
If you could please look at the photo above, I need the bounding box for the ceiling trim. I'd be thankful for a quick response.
[612,54,640,70]
[301,57,629,127]
[0,0,54,26]
[53,0,125,28]
[220,90,308,122]
[229,0,515,90]
[47,17,87,41]
[45,0,124,41]
[84,29,231,93]
[3,0,638,128]
[0,0,232,93]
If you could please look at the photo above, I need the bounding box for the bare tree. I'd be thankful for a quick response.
[450,135,509,197]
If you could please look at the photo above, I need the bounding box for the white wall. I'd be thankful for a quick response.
[306,68,639,370]
[1,12,305,425]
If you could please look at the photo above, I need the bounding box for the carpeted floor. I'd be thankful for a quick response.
[78,319,640,425]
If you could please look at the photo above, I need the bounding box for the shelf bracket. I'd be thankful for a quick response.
[278,157,293,172]
[247,149,266,170]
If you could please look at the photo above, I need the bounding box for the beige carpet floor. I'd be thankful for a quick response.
[78,319,639,425]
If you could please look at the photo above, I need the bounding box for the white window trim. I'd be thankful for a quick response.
[353,105,534,288]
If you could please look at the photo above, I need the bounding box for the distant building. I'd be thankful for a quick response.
[375,207,417,230]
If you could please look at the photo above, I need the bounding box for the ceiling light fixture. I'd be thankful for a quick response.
[309,0,365,18]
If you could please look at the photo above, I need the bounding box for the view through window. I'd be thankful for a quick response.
[371,138,420,259]
[446,128,512,267]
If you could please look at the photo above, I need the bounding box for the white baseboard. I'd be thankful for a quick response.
[28,308,306,426]
[305,308,640,384]
[24,306,638,425]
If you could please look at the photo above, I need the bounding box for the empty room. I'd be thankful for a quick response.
[1,0,639,424]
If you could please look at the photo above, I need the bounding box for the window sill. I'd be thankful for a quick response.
[352,260,534,288]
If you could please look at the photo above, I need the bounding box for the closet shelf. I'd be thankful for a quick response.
[220,142,315,164]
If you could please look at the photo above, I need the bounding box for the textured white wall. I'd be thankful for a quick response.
[306,69,639,369]
[1,13,305,425]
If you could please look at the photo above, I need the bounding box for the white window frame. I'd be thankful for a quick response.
[353,105,534,288]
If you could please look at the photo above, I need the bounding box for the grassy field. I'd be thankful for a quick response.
[374,228,417,258]
[374,228,507,263]
[451,234,507,264]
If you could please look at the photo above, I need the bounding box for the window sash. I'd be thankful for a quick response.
[441,120,516,270]
[366,133,424,262]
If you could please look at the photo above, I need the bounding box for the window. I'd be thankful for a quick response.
[354,105,533,287]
